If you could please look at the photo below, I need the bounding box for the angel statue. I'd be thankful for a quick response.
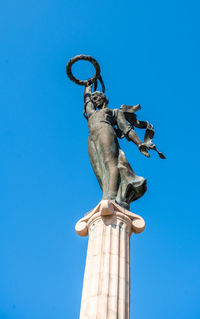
[66,55,165,209]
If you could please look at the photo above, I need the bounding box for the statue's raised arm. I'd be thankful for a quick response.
[66,55,165,209]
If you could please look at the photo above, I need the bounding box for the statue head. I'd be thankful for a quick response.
[91,91,109,109]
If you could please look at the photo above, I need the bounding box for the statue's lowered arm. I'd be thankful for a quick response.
[116,109,150,158]
[120,104,165,159]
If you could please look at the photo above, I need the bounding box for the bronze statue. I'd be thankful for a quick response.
[67,55,165,209]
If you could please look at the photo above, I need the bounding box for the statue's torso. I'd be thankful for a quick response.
[88,108,116,133]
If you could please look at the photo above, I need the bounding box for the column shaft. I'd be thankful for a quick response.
[79,214,131,319]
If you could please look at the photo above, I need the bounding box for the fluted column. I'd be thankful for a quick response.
[75,200,145,319]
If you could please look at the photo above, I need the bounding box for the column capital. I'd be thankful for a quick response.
[75,200,145,237]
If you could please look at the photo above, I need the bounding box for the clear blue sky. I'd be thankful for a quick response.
[0,0,200,318]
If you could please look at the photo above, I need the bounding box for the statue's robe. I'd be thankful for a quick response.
[86,105,146,209]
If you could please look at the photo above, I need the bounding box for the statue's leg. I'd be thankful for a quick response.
[95,126,120,200]
[88,137,103,189]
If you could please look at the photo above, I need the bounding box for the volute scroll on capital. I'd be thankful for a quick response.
[75,200,145,237]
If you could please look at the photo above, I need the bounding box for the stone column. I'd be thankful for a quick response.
[75,200,145,319]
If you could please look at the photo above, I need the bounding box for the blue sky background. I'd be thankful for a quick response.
[0,0,200,318]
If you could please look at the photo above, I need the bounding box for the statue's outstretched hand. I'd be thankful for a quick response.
[138,143,150,158]
[84,80,93,95]
[85,79,93,87]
